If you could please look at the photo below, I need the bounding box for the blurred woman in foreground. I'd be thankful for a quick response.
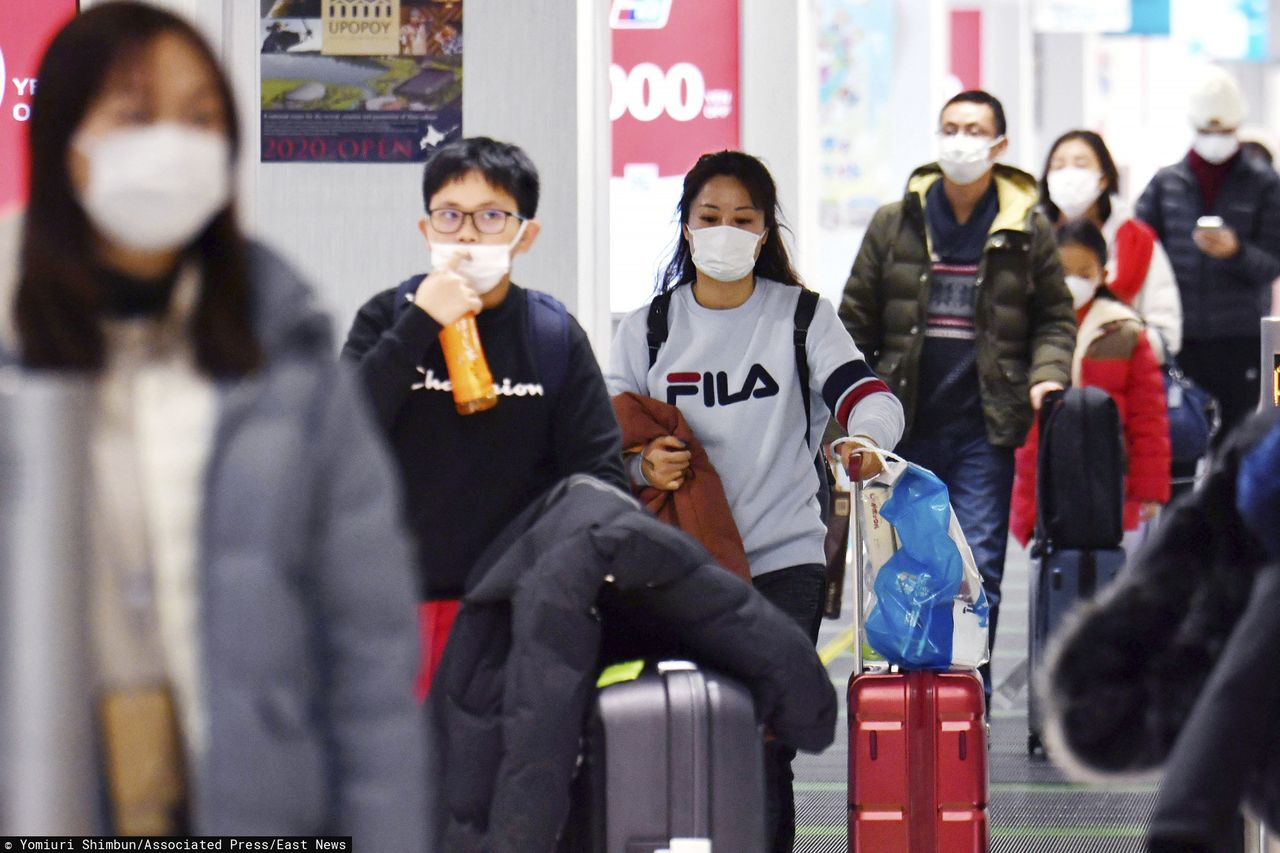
[0,4,427,845]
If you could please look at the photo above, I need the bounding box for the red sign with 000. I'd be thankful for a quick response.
[0,0,78,213]
[610,0,740,179]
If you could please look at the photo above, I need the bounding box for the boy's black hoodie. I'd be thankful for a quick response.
[342,281,626,598]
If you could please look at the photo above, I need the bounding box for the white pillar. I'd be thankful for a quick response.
[978,0,1038,170]
[1034,32,1086,161]
[461,0,612,352]
[740,0,818,286]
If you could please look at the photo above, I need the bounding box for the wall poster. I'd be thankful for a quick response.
[260,0,462,163]
[817,0,895,232]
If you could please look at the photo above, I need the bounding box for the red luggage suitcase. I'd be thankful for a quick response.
[848,670,988,851]
[845,479,990,852]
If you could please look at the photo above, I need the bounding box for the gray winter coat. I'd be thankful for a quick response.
[0,225,428,847]
[1134,154,1280,341]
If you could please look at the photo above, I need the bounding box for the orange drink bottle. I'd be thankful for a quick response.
[438,314,497,415]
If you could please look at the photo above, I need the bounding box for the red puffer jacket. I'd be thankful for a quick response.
[1010,297,1171,545]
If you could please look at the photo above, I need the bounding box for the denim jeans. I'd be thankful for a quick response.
[753,563,826,853]
[896,423,1015,702]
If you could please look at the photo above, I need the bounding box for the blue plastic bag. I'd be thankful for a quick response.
[863,461,987,669]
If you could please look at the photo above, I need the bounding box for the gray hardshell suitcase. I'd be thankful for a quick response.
[562,660,766,853]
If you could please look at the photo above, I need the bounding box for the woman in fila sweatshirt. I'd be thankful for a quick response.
[606,150,904,853]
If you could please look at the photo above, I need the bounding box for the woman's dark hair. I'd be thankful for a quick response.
[1055,218,1110,269]
[421,136,540,218]
[657,150,803,294]
[16,1,261,377]
[1039,130,1120,225]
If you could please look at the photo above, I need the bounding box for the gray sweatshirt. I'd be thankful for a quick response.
[608,279,904,577]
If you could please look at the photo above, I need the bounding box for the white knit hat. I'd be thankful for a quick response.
[1188,65,1247,130]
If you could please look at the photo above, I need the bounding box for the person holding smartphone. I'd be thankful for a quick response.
[1135,65,1280,442]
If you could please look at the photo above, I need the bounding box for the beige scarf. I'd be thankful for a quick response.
[1071,297,1144,387]
[90,266,217,833]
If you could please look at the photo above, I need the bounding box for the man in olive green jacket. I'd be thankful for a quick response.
[840,90,1075,704]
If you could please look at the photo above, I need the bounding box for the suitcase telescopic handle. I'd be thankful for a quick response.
[831,438,897,678]
[852,477,865,676]
[830,440,873,677]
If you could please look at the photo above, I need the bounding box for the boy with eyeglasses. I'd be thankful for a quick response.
[342,137,626,695]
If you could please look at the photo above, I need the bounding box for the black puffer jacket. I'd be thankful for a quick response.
[1044,410,1280,845]
[430,475,838,853]
[1134,155,1280,341]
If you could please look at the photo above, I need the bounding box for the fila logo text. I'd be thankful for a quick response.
[666,364,779,407]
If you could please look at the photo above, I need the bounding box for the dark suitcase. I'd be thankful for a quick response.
[1038,387,1125,550]
[1027,547,1125,755]
[562,660,765,853]
[848,669,989,851]
[845,479,990,852]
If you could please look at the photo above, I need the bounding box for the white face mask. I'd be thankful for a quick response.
[1048,167,1105,221]
[937,133,1001,186]
[688,224,763,282]
[1064,275,1098,310]
[429,220,527,294]
[1193,132,1240,165]
[75,123,231,253]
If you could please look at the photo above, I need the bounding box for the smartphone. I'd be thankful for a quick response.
[1196,215,1225,230]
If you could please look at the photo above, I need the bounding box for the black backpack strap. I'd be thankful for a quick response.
[794,289,820,445]
[525,290,571,402]
[646,291,673,368]
[394,274,428,316]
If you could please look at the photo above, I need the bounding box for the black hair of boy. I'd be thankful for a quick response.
[942,89,1007,137]
[421,137,540,218]
[1055,218,1109,269]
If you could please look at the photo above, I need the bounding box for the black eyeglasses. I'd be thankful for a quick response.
[427,208,524,235]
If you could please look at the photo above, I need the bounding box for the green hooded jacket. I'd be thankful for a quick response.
[839,163,1076,448]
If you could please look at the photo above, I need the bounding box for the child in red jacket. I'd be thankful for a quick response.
[1010,220,1171,546]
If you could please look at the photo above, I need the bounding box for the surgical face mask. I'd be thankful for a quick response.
[430,221,527,294]
[1048,167,1104,221]
[1064,275,1098,310]
[1193,132,1240,165]
[688,224,763,282]
[937,133,1001,186]
[75,123,231,253]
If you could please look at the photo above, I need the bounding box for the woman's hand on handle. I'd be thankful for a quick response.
[838,436,884,481]
[642,435,691,491]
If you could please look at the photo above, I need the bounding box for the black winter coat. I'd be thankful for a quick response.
[1044,410,1280,847]
[429,475,839,853]
[1134,155,1280,341]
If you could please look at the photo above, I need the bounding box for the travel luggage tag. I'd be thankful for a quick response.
[596,659,645,688]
